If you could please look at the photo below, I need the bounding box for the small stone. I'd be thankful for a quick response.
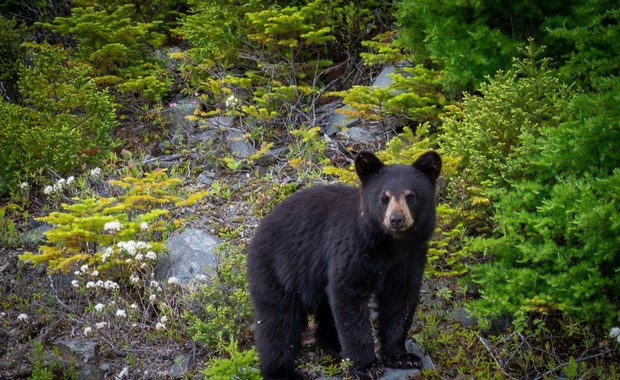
[55,338,97,364]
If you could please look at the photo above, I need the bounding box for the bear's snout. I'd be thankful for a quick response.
[383,192,414,232]
[389,213,406,229]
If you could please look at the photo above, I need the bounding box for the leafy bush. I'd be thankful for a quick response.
[0,43,116,194]
[440,45,571,231]
[185,240,253,350]
[19,169,207,277]
[43,4,171,104]
[396,0,619,92]
[201,340,261,380]
[442,47,620,329]
[0,14,27,102]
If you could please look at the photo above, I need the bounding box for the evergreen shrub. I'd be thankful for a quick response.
[0,44,116,194]
[442,47,620,329]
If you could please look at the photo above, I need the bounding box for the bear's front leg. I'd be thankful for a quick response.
[328,282,383,378]
[376,260,424,369]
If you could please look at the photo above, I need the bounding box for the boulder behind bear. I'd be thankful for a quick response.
[247,151,441,380]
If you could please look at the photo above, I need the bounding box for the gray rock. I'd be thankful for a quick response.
[371,66,397,88]
[226,129,255,158]
[196,171,214,186]
[143,154,183,168]
[325,104,358,136]
[449,306,477,327]
[169,353,194,378]
[161,97,199,133]
[55,338,97,364]
[205,115,235,129]
[255,146,290,166]
[156,228,220,283]
[78,364,105,380]
[190,129,218,144]
[21,223,52,246]
[339,126,376,144]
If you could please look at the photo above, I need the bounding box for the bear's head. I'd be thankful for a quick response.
[355,151,441,237]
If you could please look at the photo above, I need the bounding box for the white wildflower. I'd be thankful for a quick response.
[74,271,80,276]
[130,275,140,284]
[167,277,178,285]
[149,280,159,288]
[130,303,138,310]
[104,221,121,233]
[95,303,105,312]
[66,176,75,185]
[610,327,620,338]
[146,251,157,260]
[86,281,95,288]
[84,326,92,336]
[104,280,119,290]
[160,315,168,324]
[225,94,238,108]
[56,178,66,189]
[20,182,28,189]
[90,167,101,177]
[119,241,136,256]
[95,322,107,329]
[155,322,166,330]
[71,280,79,288]
[149,294,156,301]
[117,367,129,379]
[135,253,144,261]
[92,270,99,277]
[136,241,148,250]
[116,309,126,318]
[80,264,89,273]
[43,185,54,195]
[17,313,28,321]
[102,247,113,262]
[140,222,148,231]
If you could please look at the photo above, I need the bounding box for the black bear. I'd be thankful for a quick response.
[247,151,441,380]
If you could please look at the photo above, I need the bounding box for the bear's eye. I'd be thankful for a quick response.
[405,194,416,204]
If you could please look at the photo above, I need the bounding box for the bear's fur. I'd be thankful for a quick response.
[246,151,441,380]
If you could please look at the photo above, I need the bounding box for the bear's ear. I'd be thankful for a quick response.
[412,151,442,183]
[355,151,384,184]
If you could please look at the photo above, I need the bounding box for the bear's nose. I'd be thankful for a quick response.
[390,214,405,229]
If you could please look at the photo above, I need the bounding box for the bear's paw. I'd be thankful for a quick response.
[383,352,422,369]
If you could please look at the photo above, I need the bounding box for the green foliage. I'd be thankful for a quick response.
[0,15,27,101]
[43,4,171,103]
[178,0,264,66]
[185,240,253,350]
[441,45,571,227]
[396,0,619,92]
[0,43,116,194]
[30,341,54,380]
[29,341,78,380]
[333,64,446,129]
[201,340,261,380]
[19,169,207,277]
[444,49,620,328]
[546,2,620,89]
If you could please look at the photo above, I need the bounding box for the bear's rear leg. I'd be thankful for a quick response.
[314,298,341,357]
[252,290,306,380]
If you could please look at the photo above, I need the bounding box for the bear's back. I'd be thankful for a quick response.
[247,184,363,303]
